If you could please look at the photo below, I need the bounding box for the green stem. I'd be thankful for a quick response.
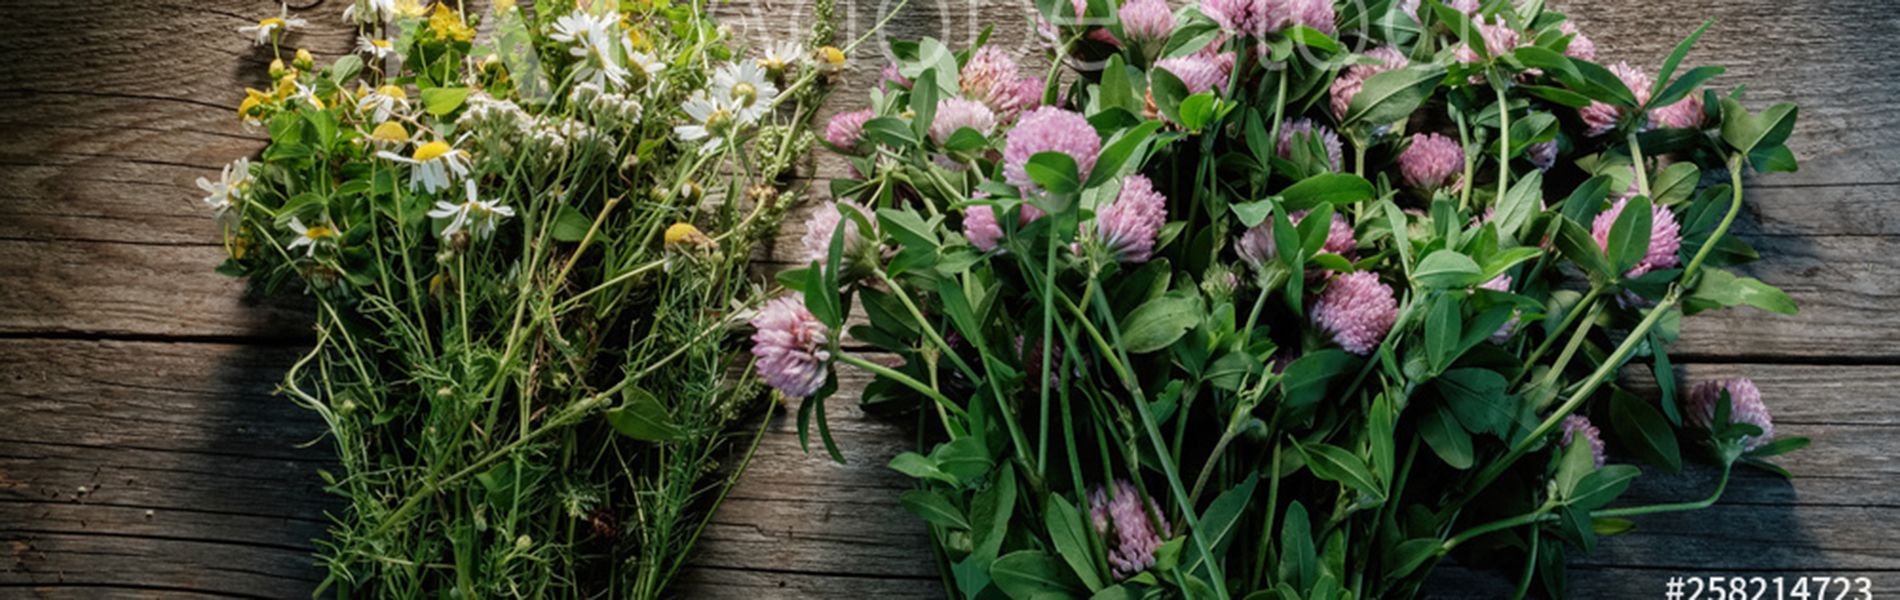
[1510,285,1605,388]
[1594,464,1731,517]
[1629,131,1651,200]
[1495,77,1512,204]
[1678,153,1747,282]
[834,353,967,421]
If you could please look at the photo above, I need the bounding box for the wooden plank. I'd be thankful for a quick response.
[0,338,335,596]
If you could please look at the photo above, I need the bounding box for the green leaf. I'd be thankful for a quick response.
[1342,64,1449,128]
[1178,93,1217,131]
[1161,20,1221,59]
[1414,250,1484,289]
[1564,59,1639,107]
[1651,65,1724,110]
[1605,194,1654,276]
[931,436,995,481]
[1719,99,1798,155]
[1086,120,1167,189]
[888,452,952,483]
[991,550,1086,598]
[942,127,991,152]
[878,208,940,251]
[1567,464,1640,510]
[1437,368,1515,438]
[1519,84,1593,108]
[1025,151,1084,195]
[1182,475,1258,581]
[1148,68,1190,126]
[901,489,971,529]
[1650,162,1700,207]
[1592,517,1637,536]
[1279,350,1363,409]
[1424,292,1462,375]
[910,68,941,141]
[551,203,594,242]
[1651,19,1715,101]
[1610,387,1682,472]
[420,86,472,115]
[1294,442,1386,503]
[1554,216,1613,277]
[1419,406,1475,469]
[327,54,364,85]
[803,261,843,328]
[860,116,919,148]
[1100,54,1143,116]
[1431,1,1487,61]
[1278,173,1377,211]
[1689,269,1799,315]
[1230,200,1275,228]
[1118,292,1203,353]
[1277,502,1316,590]
[1384,538,1443,580]
[604,388,686,442]
[1046,495,1105,591]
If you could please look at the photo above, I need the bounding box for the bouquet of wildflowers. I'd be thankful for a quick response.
[765,0,1810,597]
[200,0,855,595]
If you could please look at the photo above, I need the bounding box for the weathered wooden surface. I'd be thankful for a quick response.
[0,0,1895,598]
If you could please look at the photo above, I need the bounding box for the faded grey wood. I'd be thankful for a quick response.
[0,0,1894,598]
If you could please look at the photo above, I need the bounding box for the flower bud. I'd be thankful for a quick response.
[293,48,315,71]
[269,58,289,79]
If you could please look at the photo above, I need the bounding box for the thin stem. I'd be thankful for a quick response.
[1679,153,1747,282]
[1629,131,1652,200]
[834,353,967,421]
[1594,464,1732,517]
[1510,284,1604,388]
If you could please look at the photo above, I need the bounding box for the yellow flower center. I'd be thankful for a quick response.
[704,109,734,136]
[393,0,427,18]
[376,85,407,101]
[664,222,703,244]
[371,121,410,143]
[305,226,333,240]
[817,46,845,69]
[413,141,451,162]
[730,82,758,108]
[259,17,284,28]
[371,38,391,49]
[428,5,475,42]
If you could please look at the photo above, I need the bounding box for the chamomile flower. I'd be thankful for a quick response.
[344,0,397,24]
[288,80,327,110]
[359,85,409,123]
[391,0,429,18]
[551,11,631,90]
[368,121,412,148]
[356,36,396,60]
[197,157,254,218]
[428,180,516,240]
[711,61,778,123]
[377,134,472,194]
[674,92,737,155]
[626,49,666,84]
[756,41,801,83]
[286,217,337,256]
[240,4,308,46]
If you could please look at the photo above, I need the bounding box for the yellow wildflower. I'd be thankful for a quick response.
[239,88,273,120]
[428,5,475,42]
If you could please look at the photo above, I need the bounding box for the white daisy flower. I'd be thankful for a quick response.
[627,49,666,81]
[756,41,801,81]
[197,157,254,217]
[359,85,410,123]
[286,217,337,256]
[711,61,779,124]
[550,11,631,90]
[289,80,327,110]
[343,0,397,24]
[356,36,396,60]
[239,4,308,46]
[674,91,737,155]
[376,134,472,194]
[428,180,517,240]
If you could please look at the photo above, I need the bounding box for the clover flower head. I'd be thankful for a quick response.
[879,61,913,92]
[1200,0,1267,37]
[750,295,833,399]
[1283,0,1338,36]
[1560,414,1608,468]
[929,98,998,145]
[1003,107,1103,190]
[1234,208,1353,267]
[1651,92,1707,130]
[801,199,876,268]
[1453,16,1521,65]
[1559,21,1597,61]
[1526,140,1559,171]
[1089,480,1172,581]
[825,109,875,151]
[1445,0,1480,15]
[1475,274,1523,343]
[1312,271,1398,355]
[1591,196,1682,279]
[1277,118,1344,173]
[1580,61,1654,137]
[1155,55,1230,96]
[962,47,1026,116]
[1329,45,1408,119]
[1097,175,1169,263]
[1685,378,1775,450]
[964,197,1045,252]
[1399,132,1465,190]
[1119,0,1177,47]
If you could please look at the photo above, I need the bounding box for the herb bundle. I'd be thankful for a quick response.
[199,0,846,596]
[768,0,1810,597]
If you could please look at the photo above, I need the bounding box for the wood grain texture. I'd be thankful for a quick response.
[0,0,1893,597]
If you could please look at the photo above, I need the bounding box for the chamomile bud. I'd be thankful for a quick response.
[814,46,846,75]
[370,121,410,146]
[269,58,289,79]
[679,180,704,203]
[293,48,314,71]
[748,184,779,208]
[664,222,715,250]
